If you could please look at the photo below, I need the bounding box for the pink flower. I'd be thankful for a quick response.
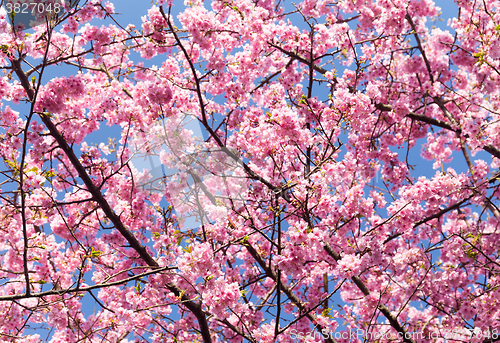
[336,254,362,278]
[147,82,173,105]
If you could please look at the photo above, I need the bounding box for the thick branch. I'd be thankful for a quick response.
[376,103,500,160]
[244,242,337,343]
[323,245,417,343]
[484,145,500,160]
[11,56,213,343]
[405,14,434,83]
[38,112,159,266]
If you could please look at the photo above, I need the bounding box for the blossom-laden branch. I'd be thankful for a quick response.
[10,33,214,343]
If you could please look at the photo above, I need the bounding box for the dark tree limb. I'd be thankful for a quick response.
[375,103,500,160]
[244,241,338,343]
[323,244,417,343]
[11,52,214,343]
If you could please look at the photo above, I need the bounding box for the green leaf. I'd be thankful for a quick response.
[90,247,103,258]
[6,159,17,169]
[322,307,332,318]
[240,236,250,245]
[44,170,56,178]
[466,250,478,259]
[298,94,308,104]
[474,51,486,65]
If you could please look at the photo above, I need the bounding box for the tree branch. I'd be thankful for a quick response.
[375,103,500,160]
[11,49,213,343]
[323,244,417,343]
[244,241,338,343]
